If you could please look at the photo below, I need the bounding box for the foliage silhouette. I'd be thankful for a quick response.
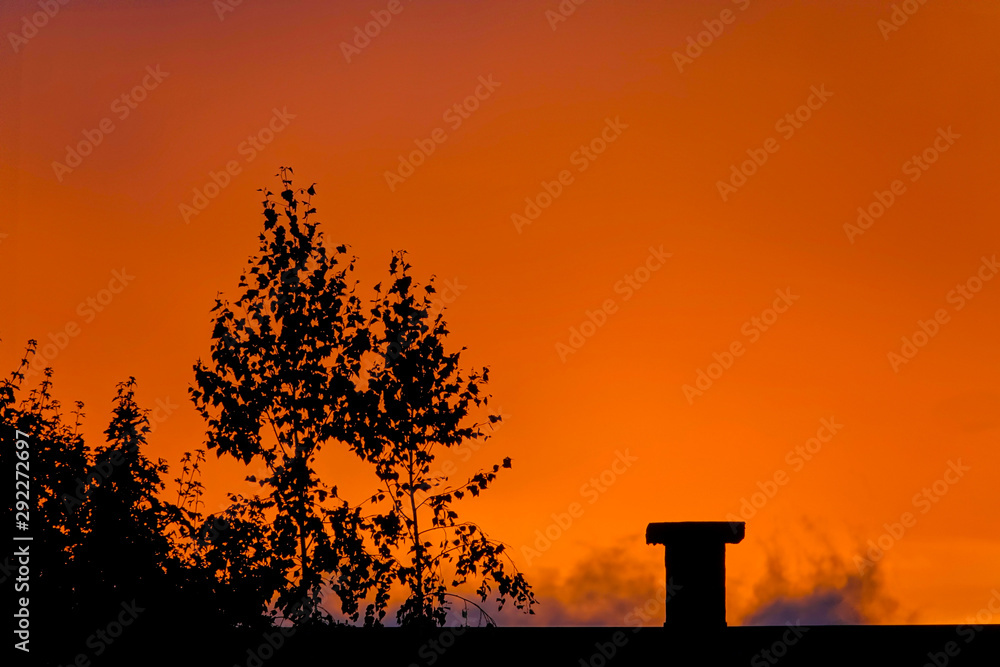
[190,167,377,625]
[73,378,175,609]
[2,166,534,646]
[166,448,290,630]
[191,168,535,628]
[356,252,536,627]
[3,341,91,643]
[2,343,268,661]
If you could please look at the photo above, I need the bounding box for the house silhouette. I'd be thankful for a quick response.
[76,521,1000,666]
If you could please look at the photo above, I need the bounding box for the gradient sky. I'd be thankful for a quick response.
[2,0,999,626]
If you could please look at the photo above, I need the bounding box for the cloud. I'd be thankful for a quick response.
[741,552,888,625]
[330,519,914,628]
[495,539,666,627]
[734,519,913,626]
[499,520,914,628]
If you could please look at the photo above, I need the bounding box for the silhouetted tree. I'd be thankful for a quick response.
[2,342,91,646]
[69,377,187,632]
[166,449,287,630]
[2,347,192,659]
[190,168,535,629]
[356,253,536,627]
[3,339,285,648]
[190,168,376,624]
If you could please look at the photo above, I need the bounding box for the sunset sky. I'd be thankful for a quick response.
[2,0,999,626]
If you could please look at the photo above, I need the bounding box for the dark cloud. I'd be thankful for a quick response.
[494,539,667,627]
[736,520,912,626]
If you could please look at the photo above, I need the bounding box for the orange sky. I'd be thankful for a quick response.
[2,0,999,626]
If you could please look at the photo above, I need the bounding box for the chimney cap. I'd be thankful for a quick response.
[646,521,745,546]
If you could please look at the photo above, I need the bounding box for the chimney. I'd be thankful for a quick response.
[645,521,746,628]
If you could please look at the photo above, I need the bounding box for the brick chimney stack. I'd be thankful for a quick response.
[646,521,746,628]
